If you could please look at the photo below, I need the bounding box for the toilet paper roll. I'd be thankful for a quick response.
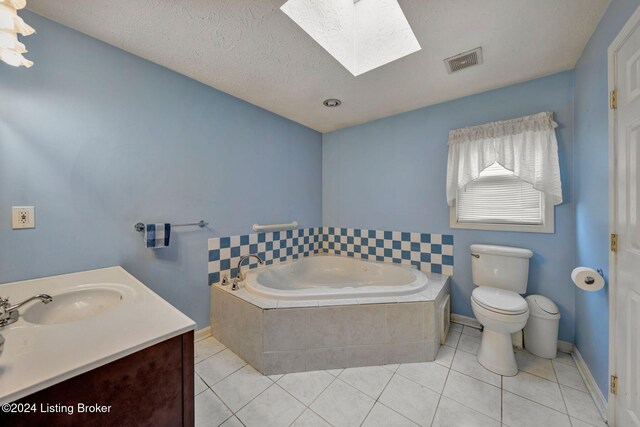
[571,267,604,291]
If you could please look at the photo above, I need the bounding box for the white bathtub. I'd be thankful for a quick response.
[244,255,428,300]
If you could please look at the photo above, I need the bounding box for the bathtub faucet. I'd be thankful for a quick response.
[235,254,264,283]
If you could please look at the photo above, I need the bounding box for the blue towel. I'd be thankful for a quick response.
[144,223,171,249]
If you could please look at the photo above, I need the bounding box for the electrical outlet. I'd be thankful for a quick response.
[12,206,35,229]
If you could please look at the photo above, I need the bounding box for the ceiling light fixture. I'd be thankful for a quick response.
[281,0,420,77]
[323,99,342,107]
[0,0,35,68]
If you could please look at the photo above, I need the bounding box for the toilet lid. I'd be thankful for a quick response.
[472,287,528,315]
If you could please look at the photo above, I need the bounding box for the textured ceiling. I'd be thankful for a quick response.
[27,0,608,132]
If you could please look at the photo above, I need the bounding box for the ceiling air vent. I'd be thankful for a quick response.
[444,47,483,74]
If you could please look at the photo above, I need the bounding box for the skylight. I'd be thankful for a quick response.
[281,0,421,76]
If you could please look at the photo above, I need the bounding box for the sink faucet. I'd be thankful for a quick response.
[0,294,53,327]
[233,254,264,289]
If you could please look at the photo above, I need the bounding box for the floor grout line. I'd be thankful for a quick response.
[356,366,397,426]
[233,382,281,420]
[553,360,573,419]
[194,342,228,365]
[217,414,233,427]
[219,413,246,427]
[203,363,275,421]
[287,410,305,427]
[429,347,455,427]
[305,406,335,427]
[502,388,574,417]
[292,370,338,409]
[514,368,557,383]
[208,386,238,424]
[393,369,449,396]
[448,355,502,389]
[304,371,339,407]
[197,360,248,390]
[510,368,560,384]
[296,373,341,427]
[364,396,417,427]
[439,388,502,424]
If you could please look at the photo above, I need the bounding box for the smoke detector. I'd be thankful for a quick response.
[444,47,483,74]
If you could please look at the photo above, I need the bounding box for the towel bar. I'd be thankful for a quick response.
[134,220,208,232]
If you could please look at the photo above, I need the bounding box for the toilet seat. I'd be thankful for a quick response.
[472,287,528,315]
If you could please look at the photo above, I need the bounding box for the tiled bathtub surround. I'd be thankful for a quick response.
[208,227,322,285]
[208,227,454,285]
[321,227,454,276]
[210,277,450,375]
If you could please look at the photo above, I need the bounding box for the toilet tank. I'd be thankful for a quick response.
[470,244,533,293]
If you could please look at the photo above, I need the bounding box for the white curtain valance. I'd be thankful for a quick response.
[446,112,562,207]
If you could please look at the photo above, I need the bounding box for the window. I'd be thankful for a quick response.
[446,112,561,234]
[450,162,554,233]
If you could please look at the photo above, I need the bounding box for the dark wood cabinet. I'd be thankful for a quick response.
[0,331,194,427]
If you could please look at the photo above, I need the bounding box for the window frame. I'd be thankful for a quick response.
[449,185,555,234]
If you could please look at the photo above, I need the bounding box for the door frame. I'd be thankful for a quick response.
[608,5,640,425]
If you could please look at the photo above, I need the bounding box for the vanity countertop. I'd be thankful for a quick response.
[0,267,195,404]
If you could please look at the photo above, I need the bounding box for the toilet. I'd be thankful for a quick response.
[470,244,533,376]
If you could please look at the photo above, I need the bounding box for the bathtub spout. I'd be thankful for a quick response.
[236,254,264,282]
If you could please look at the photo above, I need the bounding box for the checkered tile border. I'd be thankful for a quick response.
[208,226,454,285]
[208,227,322,285]
[321,227,453,276]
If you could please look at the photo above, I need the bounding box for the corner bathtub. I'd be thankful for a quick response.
[212,254,450,374]
[244,255,428,300]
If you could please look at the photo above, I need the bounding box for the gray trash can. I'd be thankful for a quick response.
[524,295,561,359]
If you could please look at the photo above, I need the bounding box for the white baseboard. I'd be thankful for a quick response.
[195,326,212,342]
[451,313,482,329]
[573,347,608,421]
[451,314,574,354]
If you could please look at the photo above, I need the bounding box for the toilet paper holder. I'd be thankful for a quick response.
[585,268,605,284]
[572,266,605,291]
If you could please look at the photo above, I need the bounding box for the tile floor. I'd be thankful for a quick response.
[193,323,606,427]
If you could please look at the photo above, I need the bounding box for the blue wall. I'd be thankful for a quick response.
[0,12,323,328]
[574,0,640,397]
[323,72,576,342]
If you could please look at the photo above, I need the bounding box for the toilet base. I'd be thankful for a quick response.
[477,328,518,376]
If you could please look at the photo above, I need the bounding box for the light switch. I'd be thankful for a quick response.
[12,206,35,229]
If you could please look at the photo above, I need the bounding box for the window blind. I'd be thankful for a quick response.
[456,162,543,224]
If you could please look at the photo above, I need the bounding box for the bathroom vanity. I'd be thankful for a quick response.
[0,267,195,426]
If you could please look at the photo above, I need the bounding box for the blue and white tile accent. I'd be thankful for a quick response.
[321,227,454,276]
[208,227,322,285]
[208,226,454,285]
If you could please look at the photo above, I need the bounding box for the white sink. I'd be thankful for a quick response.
[23,287,124,325]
